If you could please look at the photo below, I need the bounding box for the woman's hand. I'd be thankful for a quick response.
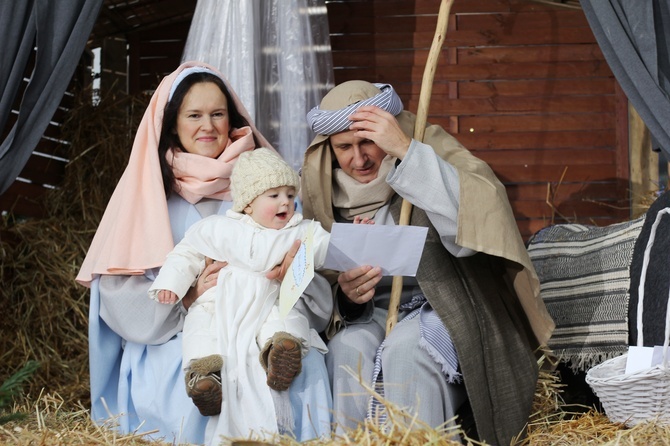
[266,239,302,282]
[338,265,382,304]
[182,257,227,310]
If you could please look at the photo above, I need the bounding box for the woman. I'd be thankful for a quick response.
[301,81,554,445]
[77,61,333,444]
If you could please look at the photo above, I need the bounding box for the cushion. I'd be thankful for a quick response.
[527,216,645,372]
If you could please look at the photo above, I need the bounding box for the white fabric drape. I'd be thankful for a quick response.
[182,0,334,171]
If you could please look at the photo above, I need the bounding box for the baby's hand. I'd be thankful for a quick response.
[353,216,375,225]
[157,289,179,304]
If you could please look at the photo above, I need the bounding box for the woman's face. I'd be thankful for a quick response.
[176,82,231,158]
[329,129,387,183]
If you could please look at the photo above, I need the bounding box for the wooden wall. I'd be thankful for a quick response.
[2,1,631,241]
[127,20,192,95]
[326,0,629,239]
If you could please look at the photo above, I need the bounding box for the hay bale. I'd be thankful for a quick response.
[0,86,148,406]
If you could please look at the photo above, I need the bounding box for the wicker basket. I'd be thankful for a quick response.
[585,207,670,427]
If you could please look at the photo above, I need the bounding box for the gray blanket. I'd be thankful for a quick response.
[527,217,645,371]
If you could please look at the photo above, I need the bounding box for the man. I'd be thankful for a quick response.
[301,80,554,445]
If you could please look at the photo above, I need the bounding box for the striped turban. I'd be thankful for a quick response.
[306,81,404,135]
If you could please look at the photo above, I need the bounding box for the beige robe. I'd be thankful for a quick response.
[301,110,555,444]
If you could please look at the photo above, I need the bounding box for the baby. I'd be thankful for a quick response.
[148,148,330,422]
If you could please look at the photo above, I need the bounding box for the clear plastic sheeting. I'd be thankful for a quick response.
[182,0,334,171]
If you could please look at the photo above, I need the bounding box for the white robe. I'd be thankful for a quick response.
[149,210,330,441]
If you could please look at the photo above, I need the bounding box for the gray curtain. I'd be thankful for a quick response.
[0,0,104,195]
[580,0,670,160]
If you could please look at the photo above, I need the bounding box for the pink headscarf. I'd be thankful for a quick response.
[76,61,274,286]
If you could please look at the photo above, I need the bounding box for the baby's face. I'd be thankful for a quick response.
[245,186,296,229]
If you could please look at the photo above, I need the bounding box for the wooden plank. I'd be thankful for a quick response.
[333,60,613,83]
[331,23,596,50]
[0,182,47,218]
[454,113,614,133]
[136,19,191,40]
[328,8,588,35]
[475,148,616,166]
[398,79,573,98]
[138,64,178,91]
[333,44,607,69]
[519,216,635,241]
[128,32,141,94]
[127,19,190,94]
[41,122,66,140]
[326,0,575,21]
[456,43,605,64]
[15,154,67,187]
[449,26,596,46]
[512,199,630,220]
[407,95,616,115]
[138,39,186,59]
[455,10,589,30]
[614,82,631,193]
[30,139,67,157]
[454,78,615,98]
[329,24,595,50]
[628,103,658,218]
[137,56,183,79]
[58,90,77,110]
[289,78,613,108]
[334,45,609,68]
[326,0,513,17]
[491,164,617,183]
[462,130,616,152]
[2,114,69,159]
[101,37,129,96]
[460,130,617,151]
[50,106,71,124]
[505,182,622,201]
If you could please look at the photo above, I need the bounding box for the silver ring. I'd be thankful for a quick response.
[356,286,362,296]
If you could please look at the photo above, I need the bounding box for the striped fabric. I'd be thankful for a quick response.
[305,83,403,135]
[367,294,460,425]
[527,217,645,372]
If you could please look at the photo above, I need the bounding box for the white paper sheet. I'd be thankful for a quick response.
[625,345,670,374]
[322,222,428,276]
[625,346,655,374]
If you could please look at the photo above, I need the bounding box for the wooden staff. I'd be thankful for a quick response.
[385,0,455,336]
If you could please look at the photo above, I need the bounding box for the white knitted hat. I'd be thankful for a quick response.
[231,148,300,212]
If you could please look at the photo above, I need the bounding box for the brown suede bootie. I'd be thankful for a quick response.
[185,354,223,416]
[259,331,302,391]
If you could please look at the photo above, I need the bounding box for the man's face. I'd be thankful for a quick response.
[329,129,387,184]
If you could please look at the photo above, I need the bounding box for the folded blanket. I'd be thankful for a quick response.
[629,191,670,347]
[527,217,645,372]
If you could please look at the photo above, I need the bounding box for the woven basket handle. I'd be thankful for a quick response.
[636,207,670,366]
